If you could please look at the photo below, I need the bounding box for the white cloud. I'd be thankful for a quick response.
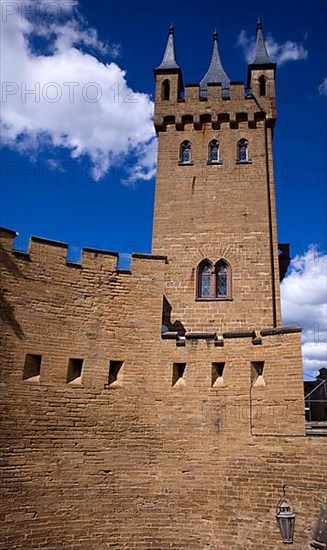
[122,138,158,186]
[236,31,256,64]
[236,30,308,66]
[281,246,327,379]
[0,0,156,182]
[318,77,327,97]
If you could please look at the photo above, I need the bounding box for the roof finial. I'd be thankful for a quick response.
[156,24,179,70]
[251,18,274,65]
[200,30,230,95]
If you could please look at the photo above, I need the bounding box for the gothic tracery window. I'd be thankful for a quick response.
[197,259,232,299]
[216,260,230,298]
[198,260,213,298]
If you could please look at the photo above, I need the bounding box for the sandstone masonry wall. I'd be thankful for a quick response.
[1,228,326,550]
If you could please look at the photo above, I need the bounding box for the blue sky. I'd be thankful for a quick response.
[1,0,326,378]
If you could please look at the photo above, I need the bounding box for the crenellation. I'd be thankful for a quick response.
[154,93,275,132]
[206,82,221,101]
[31,235,68,249]
[184,84,200,102]
[0,226,18,252]
[82,248,118,271]
[229,82,245,100]
[0,230,171,276]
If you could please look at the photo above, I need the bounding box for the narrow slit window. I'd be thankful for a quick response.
[259,75,266,96]
[208,140,219,162]
[172,362,186,387]
[67,358,83,384]
[161,79,170,101]
[180,140,191,164]
[108,360,124,386]
[23,354,42,381]
[237,139,248,162]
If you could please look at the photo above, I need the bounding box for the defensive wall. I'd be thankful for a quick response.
[1,227,326,549]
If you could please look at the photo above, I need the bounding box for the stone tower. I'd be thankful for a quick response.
[152,21,280,334]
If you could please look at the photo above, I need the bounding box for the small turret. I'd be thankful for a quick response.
[200,31,230,97]
[154,24,184,107]
[248,19,276,120]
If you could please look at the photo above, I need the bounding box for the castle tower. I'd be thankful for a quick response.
[152,22,281,333]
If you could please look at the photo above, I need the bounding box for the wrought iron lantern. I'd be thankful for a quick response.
[276,486,296,544]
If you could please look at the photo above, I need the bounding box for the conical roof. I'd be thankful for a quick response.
[200,31,230,94]
[251,18,274,65]
[156,24,179,70]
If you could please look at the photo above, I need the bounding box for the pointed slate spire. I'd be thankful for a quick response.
[156,24,179,70]
[251,18,274,65]
[200,31,230,95]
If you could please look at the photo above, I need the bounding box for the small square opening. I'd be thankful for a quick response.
[251,361,265,387]
[172,362,186,387]
[23,354,42,381]
[67,358,83,384]
[108,360,124,387]
[212,362,225,387]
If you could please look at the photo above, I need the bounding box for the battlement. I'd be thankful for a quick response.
[154,83,276,132]
[0,227,168,274]
[184,81,248,102]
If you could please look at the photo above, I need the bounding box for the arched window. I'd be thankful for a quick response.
[208,140,219,163]
[180,140,191,164]
[237,139,248,162]
[215,259,231,299]
[197,260,213,298]
[197,259,232,299]
[161,79,170,101]
[259,75,266,96]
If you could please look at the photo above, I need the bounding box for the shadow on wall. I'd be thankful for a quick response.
[0,244,25,339]
[162,295,186,335]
